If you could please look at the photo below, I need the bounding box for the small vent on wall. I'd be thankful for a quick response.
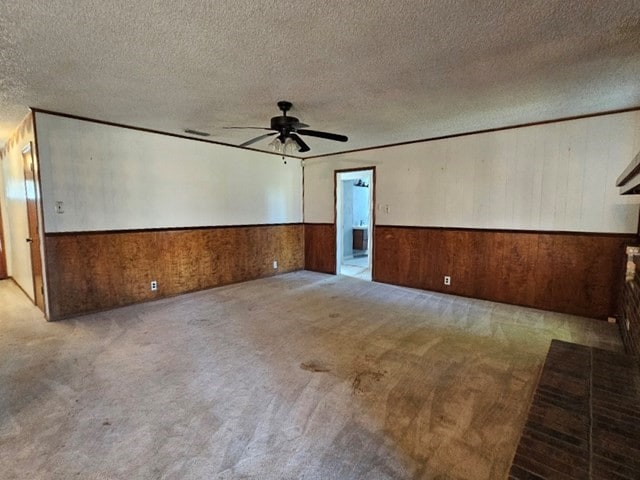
[184,128,211,137]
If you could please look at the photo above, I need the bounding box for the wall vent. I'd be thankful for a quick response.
[184,128,211,137]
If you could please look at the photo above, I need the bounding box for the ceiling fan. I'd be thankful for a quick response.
[225,101,348,154]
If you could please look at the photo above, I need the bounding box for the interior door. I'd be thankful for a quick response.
[22,143,44,311]
[0,202,7,279]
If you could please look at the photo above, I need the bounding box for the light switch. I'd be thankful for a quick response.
[55,201,64,214]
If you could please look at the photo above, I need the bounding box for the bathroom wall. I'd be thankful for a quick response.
[352,182,369,228]
[342,180,354,259]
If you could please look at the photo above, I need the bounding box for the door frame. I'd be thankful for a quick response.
[21,142,45,311]
[0,198,7,279]
[334,167,376,279]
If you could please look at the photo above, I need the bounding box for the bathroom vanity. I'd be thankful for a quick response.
[352,227,368,251]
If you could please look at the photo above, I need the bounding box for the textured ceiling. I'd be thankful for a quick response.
[1,0,639,157]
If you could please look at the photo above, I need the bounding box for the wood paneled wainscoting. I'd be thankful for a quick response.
[374,226,636,319]
[45,224,303,320]
[304,223,336,274]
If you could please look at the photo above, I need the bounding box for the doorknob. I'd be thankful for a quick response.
[26,238,33,243]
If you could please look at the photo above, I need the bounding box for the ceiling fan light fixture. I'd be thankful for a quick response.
[268,135,301,155]
[268,136,281,151]
[283,136,299,154]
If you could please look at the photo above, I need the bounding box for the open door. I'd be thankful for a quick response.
[22,143,45,311]
[0,200,7,279]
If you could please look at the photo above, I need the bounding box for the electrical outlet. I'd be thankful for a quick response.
[273,260,278,269]
[150,280,158,291]
[444,276,451,286]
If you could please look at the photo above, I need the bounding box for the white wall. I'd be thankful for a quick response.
[304,111,640,233]
[0,116,35,299]
[36,113,303,233]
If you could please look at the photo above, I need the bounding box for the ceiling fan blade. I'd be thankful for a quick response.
[223,126,273,130]
[290,133,310,153]
[297,129,348,142]
[294,122,310,129]
[239,132,277,147]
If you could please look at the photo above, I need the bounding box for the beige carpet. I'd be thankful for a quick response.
[0,272,623,479]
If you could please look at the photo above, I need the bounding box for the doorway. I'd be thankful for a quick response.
[335,168,374,280]
[22,143,45,311]
[0,199,7,279]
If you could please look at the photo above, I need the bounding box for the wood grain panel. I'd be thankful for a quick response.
[304,223,336,274]
[374,226,635,319]
[45,224,303,320]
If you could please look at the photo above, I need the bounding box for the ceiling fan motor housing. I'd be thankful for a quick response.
[270,115,300,132]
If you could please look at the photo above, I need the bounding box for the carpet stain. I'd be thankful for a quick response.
[300,361,331,373]
[352,369,386,394]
